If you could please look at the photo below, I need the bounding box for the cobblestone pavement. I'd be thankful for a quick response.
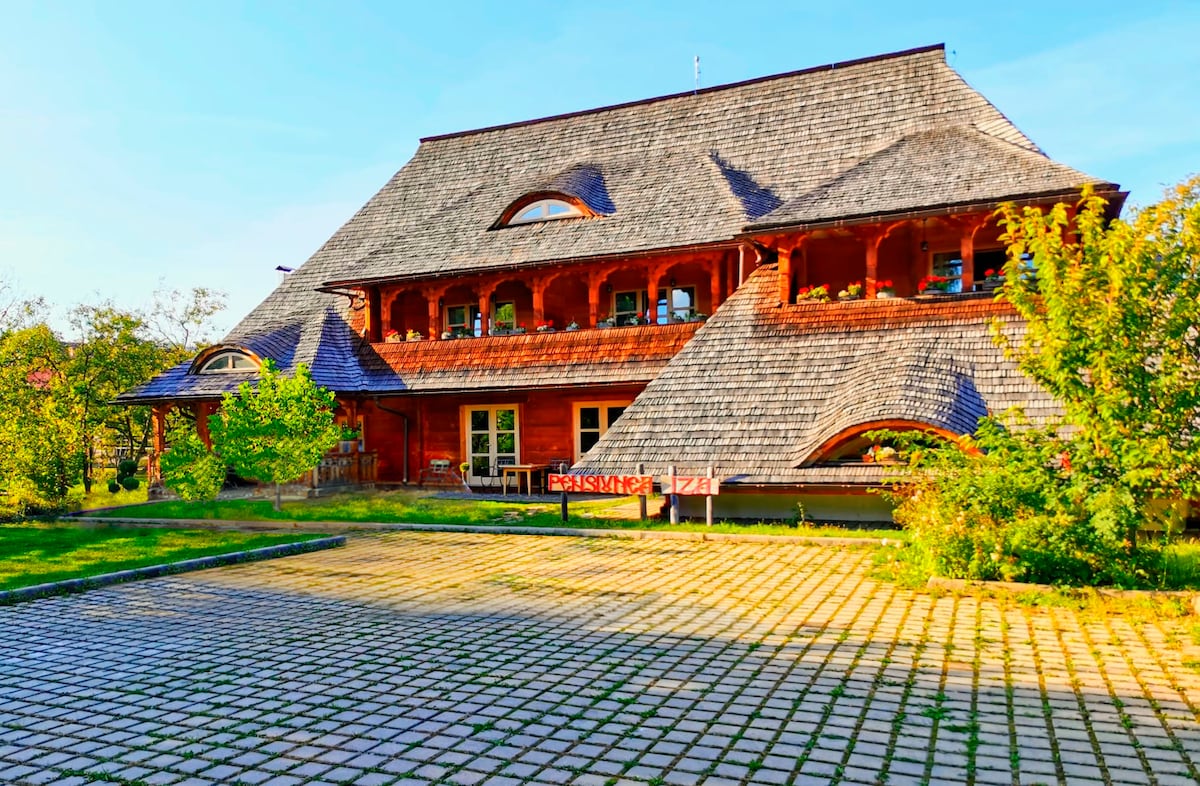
[3,532,1200,786]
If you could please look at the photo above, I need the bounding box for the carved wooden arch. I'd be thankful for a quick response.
[802,418,979,466]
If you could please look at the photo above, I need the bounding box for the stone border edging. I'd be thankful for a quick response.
[0,536,346,606]
[927,575,1200,614]
[69,516,892,546]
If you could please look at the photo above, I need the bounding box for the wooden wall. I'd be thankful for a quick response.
[357,384,646,483]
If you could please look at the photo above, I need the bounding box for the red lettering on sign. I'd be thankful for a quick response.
[549,474,653,496]
[661,477,720,496]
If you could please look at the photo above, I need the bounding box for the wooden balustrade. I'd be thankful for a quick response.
[306,451,377,490]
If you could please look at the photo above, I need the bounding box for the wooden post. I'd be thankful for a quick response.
[726,253,736,299]
[532,277,546,326]
[647,270,661,325]
[709,258,723,312]
[366,287,382,343]
[148,403,170,489]
[426,294,440,340]
[864,236,880,299]
[195,402,213,447]
[669,464,679,525]
[958,215,987,293]
[637,461,647,521]
[705,466,714,527]
[777,246,792,305]
[588,272,604,327]
[477,291,491,337]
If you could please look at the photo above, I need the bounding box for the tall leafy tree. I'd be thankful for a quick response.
[995,177,1200,547]
[160,425,226,504]
[209,361,342,511]
[0,325,82,513]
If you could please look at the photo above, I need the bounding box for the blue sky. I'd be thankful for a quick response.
[2,0,1197,336]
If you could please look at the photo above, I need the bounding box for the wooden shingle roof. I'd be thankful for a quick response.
[572,265,1059,486]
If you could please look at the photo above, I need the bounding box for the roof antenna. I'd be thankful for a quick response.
[694,55,701,94]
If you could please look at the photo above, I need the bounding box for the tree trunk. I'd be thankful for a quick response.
[274,481,282,512]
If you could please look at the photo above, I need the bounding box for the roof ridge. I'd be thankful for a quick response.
[418,44,946,143]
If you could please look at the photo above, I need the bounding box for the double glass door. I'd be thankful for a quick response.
[468,406,518,476]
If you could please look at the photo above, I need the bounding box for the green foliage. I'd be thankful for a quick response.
[0,325,84,515]
[107,481,121,494]
[995,179,1200,542]
[120,476,140,491]
[209,361,342,511]
[881,417,1163,587]
[160,427,225,504]
[884,178,1200,588]
[117,459,138,480]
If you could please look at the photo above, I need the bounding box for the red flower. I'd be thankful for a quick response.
[519,322,526,328]
[984,269,995,278]
[881,280,893,288]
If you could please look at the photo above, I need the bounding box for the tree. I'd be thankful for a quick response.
[67,304,165,491]
[148,285,227,355]
[0,325,82,514]
[995,177,1200,549]
[209,361,342,511]
[160,426,225,504]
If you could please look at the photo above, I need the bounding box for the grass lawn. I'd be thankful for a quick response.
[0,524,322,591]
[82,490,906,540]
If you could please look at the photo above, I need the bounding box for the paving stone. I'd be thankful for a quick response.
[0,532,1192,786]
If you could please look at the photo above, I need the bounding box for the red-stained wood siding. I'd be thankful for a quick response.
[359,385,646,483]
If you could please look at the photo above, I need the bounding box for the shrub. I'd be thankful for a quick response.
[117,459,139,480]
[107,480,121,494]
[120,476,140,491]
[879,415,1165,588]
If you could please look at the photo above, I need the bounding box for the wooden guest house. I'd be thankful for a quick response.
[120,44,1122,520]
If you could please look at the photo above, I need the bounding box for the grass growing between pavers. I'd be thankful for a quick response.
[82,489,908,539]
[0,523,322,591]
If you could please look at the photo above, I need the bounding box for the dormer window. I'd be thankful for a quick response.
[508,198,584,225]
[198,351,260,373]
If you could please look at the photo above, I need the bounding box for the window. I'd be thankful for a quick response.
[613,291,646,325]
[575,402,629,460]
[445,304,481,337]
[465,406,519,476]
[932,252,965,293]
[615,287,696,324]
[662,286,696,322]
[508,198,583,225]
[492,301,515,332]
[336,416,365,453]
[198,351,259,373]
[933,249,1009,292]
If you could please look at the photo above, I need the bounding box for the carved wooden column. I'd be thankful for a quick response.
[709,256,723,312]
[647,264,666,325]
[477,281,498,337]
[148,403,171,490]
[777,246,792,305]
[195,402,214,447]
[856,223,903,299]
[588,270,606,328]
[381,289,401,337]
[951,214,989,293]
[531,276,547,326]
[365,287,382,343]
[424,285,448,340]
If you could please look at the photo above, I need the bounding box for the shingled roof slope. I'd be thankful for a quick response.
[751,126,1108,229]
[572,265,1059,485]
[215,44,1091,343]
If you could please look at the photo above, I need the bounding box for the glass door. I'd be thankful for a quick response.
[467,406,519,476]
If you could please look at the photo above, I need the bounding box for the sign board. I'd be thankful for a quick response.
[661,476,720,496]
[548,474,653,496]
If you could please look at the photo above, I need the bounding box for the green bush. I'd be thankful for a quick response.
[120,476,140,491]
[107,480,121,494]
[880,416,1166,588]
[117,459,138,480]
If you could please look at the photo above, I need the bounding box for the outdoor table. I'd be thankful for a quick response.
[501,464,548,496]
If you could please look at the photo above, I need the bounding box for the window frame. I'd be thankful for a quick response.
[462,405,521,477]
[573,401,631,461]
[444,303,481,337]
[197,350,260,374]
[507,198,584,225]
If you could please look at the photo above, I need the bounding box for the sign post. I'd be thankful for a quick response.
[637,462,647,521]
[706,466,714,527]
[668,465,679,525]
[660,469,721,525]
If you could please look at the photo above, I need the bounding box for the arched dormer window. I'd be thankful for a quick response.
[198,351,260,374]
[509,198,584,225]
